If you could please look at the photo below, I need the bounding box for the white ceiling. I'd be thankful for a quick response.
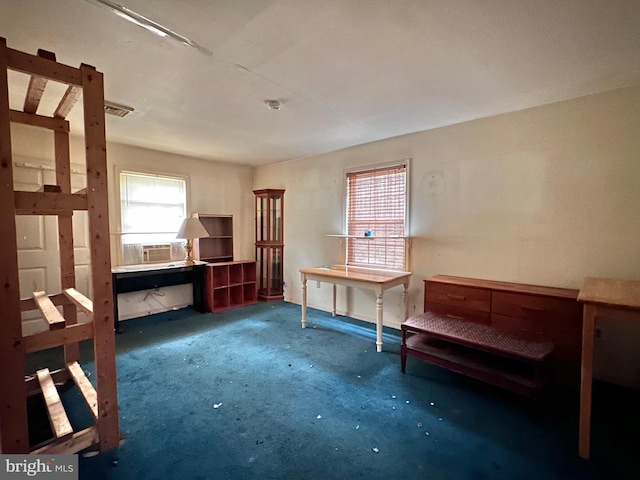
[2,0,640,166]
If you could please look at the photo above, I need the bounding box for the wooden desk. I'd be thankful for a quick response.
[300,265,411,352]
[111,261,207,332]
[577,277,640,459]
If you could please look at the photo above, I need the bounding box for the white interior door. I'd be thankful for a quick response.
[14,160,90,335]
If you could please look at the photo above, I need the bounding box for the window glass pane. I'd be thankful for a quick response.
[120,171,187,245]
[346,164,406,270]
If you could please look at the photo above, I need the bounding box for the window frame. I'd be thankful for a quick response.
[343,159,410,271]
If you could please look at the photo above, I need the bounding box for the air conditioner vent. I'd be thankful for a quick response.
[104,101,134,118]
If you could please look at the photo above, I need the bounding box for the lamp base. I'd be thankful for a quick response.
[184,239,195,264]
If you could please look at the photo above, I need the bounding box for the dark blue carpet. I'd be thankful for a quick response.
[26,302,638,479]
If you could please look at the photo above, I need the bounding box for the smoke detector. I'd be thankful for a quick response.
[265,100,282,111]
[104,101,134,118]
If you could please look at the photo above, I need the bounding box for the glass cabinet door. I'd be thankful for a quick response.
[256,195,268,243]
[253,189,285,301]
[270,193,282,243]
[255,191,283,243]
[256,246,283,299]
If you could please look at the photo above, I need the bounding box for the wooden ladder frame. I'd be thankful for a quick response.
[0,38,119,454]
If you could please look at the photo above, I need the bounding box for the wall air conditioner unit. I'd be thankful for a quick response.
[142,244,172,263]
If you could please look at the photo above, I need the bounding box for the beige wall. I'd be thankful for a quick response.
[102,141,255,319]
[10,126,255,320]
[254,84,640,388]
[102,141,254,265]
[10,126,255,263]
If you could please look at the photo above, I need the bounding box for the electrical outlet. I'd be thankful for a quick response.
[595,328,603,339]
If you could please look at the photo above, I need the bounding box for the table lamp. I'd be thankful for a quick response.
[176,217,209,264]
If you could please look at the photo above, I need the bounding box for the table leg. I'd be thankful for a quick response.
[401,328,407,373]
[301,276,307,328]
[332,284,337,317]
[403,282,410,320]
[112,277,124,334]
[579,304,596,459]
[376,292,383,352]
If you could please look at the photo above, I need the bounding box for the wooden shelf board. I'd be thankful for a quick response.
[36,368,73,440]
[404,334,538,395]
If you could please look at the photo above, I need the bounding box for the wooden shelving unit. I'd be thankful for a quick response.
[254,189,285,301]
[192,213,233,263]
[204,261,257,312]
[0,39,119,454]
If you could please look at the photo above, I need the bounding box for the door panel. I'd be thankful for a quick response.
[18,267,47,299]
[71,169,90,297]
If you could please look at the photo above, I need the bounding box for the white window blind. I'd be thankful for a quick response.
[346,163,407,270]
[119,171,187,245]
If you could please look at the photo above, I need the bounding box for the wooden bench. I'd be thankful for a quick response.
[401,311,554,398]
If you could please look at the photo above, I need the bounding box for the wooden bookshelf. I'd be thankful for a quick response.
[192,213,233,263]
[204,261,257,312]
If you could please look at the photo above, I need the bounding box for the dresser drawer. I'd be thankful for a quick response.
[491,313,547,336]
[424,282,491,312]
[425,302,491,325]
[492,291,580,322]
[491,314,581,360]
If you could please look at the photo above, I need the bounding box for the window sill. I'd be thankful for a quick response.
[326,234,410,239]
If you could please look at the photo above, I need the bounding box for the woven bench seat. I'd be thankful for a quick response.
[401,311,554,398]
[404,311,554,362]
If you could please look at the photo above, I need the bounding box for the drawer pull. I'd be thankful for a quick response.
[446,294,466,301]
[520,305,546,313]
[445,314,465,320]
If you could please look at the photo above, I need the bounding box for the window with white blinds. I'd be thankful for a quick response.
[346,163,407,270]
[119,171,187,245]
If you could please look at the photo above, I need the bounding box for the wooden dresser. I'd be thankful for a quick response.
[423,275,582,387]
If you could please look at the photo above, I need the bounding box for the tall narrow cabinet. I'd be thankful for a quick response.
[254,189,285,301]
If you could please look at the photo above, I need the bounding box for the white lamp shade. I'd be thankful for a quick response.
[176,217,209,239]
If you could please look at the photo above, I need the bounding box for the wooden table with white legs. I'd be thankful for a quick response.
[577,277,640,459]
[299,265,411,352]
